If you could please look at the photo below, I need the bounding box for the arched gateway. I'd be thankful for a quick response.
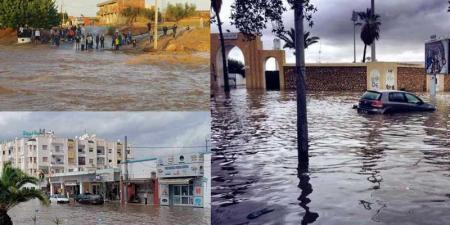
[211,33,286,90]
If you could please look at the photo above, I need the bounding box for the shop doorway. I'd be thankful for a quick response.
[172,184,194,206]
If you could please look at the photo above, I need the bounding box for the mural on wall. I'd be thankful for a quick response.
[385,69,395,90]
[425,39,449,74]
[370,69,381,90]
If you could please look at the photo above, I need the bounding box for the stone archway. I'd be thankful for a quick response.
[211,33,286,90]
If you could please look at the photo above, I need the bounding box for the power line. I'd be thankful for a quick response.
[130,145,208,149]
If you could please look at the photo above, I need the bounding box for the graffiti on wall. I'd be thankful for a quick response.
[385,69,395,90]
[370,69,381,90]
[425,40,449,75]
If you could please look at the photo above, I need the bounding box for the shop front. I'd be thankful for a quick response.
[49,168,121,201]
[157,152,208,208]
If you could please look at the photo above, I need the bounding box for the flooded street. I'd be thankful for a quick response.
[0,44,208,111]
[9,200,210,225]
[212,89,450,225]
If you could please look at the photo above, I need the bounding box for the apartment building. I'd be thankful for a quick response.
[97,0,145,25]
[0,130,130,178]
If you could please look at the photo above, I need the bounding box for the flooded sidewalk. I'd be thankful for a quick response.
[0,44,209,111]
[212,89,450,225]
[9,200,210,225]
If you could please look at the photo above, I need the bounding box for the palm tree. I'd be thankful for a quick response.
[0,162,49,225]
[212,0,230,93]
[277,28,320,51]
[358,8,381,62]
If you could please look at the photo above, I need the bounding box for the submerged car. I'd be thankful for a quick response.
[75,193,104,205]
[355,90,436,114]
[49,194,70,204]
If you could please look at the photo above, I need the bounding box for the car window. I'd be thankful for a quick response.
[405,93,422,104]
[361,91,381,100]
[388,92,406,102]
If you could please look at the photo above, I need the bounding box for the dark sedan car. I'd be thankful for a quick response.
[356,90,436,114]
[75,193,104,205]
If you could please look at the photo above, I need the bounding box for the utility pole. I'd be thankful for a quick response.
[370,0,376,61]
[295,0,309,173]
[123,136,128,203]
[154,0,159,50]
[61,0,64,27]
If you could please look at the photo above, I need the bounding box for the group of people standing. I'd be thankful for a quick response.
[75,33,105,51]
[112,30,135,51]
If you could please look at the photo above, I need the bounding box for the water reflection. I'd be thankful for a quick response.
[212,89,450,225]
[297,171,319,225]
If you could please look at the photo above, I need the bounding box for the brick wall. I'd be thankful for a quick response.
[397,67,426,92]
[445,75,450,91]
[284,66,367,91]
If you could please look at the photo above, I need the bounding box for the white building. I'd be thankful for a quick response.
[0,130,131,195]
[158,152,211,208]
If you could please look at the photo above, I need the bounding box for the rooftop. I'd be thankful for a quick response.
[97,0,118,7]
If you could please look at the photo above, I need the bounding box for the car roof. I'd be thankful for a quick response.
[367,90,409,94]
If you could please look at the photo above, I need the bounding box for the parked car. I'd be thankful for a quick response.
[49,194,70,204]
[355,90,436,114]
[75,193,104,205]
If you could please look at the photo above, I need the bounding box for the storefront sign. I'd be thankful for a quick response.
[193,197,203,207]
[22,130,42,137]
[157,153,204,178]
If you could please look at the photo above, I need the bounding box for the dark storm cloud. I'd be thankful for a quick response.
[0,112,210,159]
[214,0,450,62]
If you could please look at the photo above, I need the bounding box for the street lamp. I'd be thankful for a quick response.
[351,10,362,63]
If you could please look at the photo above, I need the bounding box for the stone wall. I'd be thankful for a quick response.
[284,65,367,91]
[397,67,426,92]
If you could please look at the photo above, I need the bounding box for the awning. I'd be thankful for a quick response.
[159,178,193,185]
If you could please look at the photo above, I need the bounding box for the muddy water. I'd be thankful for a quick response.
[9,200,210,225]
[0,44,208,110]
[212,89,450,225]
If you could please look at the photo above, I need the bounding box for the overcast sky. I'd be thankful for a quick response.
[0,112,210,160]
[212,0,450,64]
[55,0,209,17]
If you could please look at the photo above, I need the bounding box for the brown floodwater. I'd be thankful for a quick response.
[0,43,209,111]
[212,89,450,225]
[8,200,210,225]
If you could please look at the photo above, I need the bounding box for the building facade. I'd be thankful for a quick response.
[158,152,211,208]
[97,0,145,25]
[0,130,130,196]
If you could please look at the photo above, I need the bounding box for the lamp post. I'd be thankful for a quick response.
[154,0,159,50]
[351,10,362,63]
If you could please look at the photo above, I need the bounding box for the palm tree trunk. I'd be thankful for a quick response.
[295,0,309,174]
[363,44,367,63]
[0,209,13,225]
[216,11,230,93]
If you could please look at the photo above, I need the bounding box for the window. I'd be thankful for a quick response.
[405,93,422,104]
[78,157,86,165]
[388,92,406,102]
[89,159,94,164]
[172,185,194,206]
[362,91,381,100]
[108,149,112,154]
[43,157,48,162]
[55,145,60,152]
[89,148,94,153]
[42,145,47,150]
